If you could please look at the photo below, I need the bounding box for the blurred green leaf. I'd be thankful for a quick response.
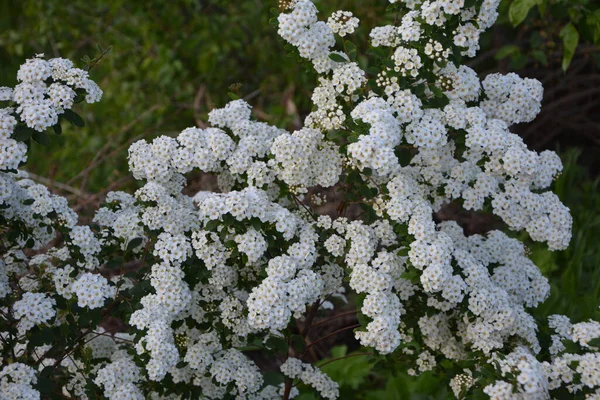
[494,44,520,60]
[329,53,348,62]
[509,0,538,26]
[559,22,580,71]
[587,9,600,43]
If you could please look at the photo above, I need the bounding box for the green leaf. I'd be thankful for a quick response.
[52,123,62,135]
[326,130,343,140]
[494,45,520,60]
[345,41,357,60]
[509,0,538,26]
[265,336,288,353]
[126,237,144,251]
[587,9,600,43]
[532,49,548,66]
[30,327,54,346]
[430,85,444,98]
[329,53,348,63]
[106,257,123,269]
[413,83,426,96]
[588,337,600,348]
[560,23,580,71]
[63,109,85,127]
[13,125,34,142]
[228,92,239,100]
[291,334,305,352]
[205,220,220,231]
[32,130,50,145]
[365,66,380,76]
[35,376,57,395]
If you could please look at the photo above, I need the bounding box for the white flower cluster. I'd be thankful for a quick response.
[543,315,600,397]
[280,358,339,399]
[95,355,144,400]
[484,346,549,399]
[0,2,589,400]
[277,0,335,73]
[12,292,56,335]
[0,363,40,400]
[327,10,359,37]
[71,272,113,309]
[376,0,501,56]
[450,371,474,399]
[11,55,101,132]
[481,72,544,126]
[271,128,342,193]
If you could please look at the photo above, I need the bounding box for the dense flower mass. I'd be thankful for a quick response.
[0,1,596,400]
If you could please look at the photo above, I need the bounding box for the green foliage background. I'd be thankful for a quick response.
[1,0,599,398]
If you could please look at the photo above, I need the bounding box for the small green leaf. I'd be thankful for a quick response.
[106,257,123,269]
[63,109,85,127]
[228,92,239,100]
[365,66,380,76]
[291,334,305,352]
[35,376,56,395]
[494,45,520,60]
[509,0,538,26]
[430,85,444,98]
[265,336,288,353]
[560,23,580,71]
[588,337,600,348]
[587,9,600,43]
[345,41,357,60]
[326,130,343,140]
[329,53,348,63]
[13,125,33,142]
[126,237,144,251]
[205,220,220,231]
[32,131,49,145]
[413,83,426,96]
[53,123,62,135]
[531,49,548,66]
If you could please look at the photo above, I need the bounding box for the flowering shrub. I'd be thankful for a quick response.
[0,1,599,399]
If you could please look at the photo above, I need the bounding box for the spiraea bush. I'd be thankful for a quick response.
[0,1,599,399]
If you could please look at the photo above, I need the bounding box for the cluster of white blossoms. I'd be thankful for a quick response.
[277,0,336,73]
[0,1,592,399]
[281,358,339,399]
[10,55,101,132]
[481,73,544,126]
[327,10,359,37]
[541,315,600,398]
[484,346,549,399]
[95,355,144,400]
[0,363,40,399]
[71,272,113,309]
[12,292,56,335]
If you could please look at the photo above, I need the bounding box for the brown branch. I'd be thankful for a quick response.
[311,310,357,328]
[317,352,373,369]
[302,323,361,355]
